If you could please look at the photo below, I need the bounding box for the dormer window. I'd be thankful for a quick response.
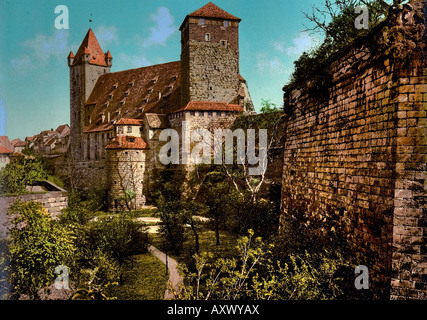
[205,33,210,41]
[220,40,228,47]
[147,89,153,94]
[142,98,148,104]
[223,20,229,27]
[113,84,118,89]
[199,18,205,26]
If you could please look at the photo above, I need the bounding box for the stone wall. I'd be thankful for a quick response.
[107,149,148,210]
[280,0,426,299]
[0,181,68,238]
[181,40,240,105]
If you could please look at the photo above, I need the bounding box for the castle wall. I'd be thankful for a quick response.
[281,1,426,299]
[0,182,68,239]
[181,41,240,105]
[107,149,147,210]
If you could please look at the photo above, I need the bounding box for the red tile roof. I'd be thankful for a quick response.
[105,135,148,150]
[72,29,109,67]
[83,61,181,133]
[174,101,244,113]
[0,146,12,154]
[115,119,143,126]
[187,2,241,21]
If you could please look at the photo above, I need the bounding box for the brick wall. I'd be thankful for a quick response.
[280,0,426,299]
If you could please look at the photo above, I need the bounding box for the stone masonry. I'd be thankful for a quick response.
[281,0,426,299]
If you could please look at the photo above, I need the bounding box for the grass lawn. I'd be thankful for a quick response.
[107,252,168,300]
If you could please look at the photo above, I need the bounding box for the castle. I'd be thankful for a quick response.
[67,2,253,209]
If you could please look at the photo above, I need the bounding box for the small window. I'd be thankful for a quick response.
[118,126,123,134]
[199,18,205,26]
[148,89,153,93]
[199,111,204,117]
[208,111,213,116]
[190,111,195,116]
[127,126,132,133]
[223,20,229,27]
[205,33,210,41]
[220,40,227,47]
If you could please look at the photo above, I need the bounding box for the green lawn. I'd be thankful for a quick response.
[106,253,168,300]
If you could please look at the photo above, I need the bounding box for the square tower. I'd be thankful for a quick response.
[180,2,241,106]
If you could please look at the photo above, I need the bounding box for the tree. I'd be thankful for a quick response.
[288,0,395,87]
[172,230,352,300]
[6,200,75,299]
[0,156,48,195]
[259,99,280,113]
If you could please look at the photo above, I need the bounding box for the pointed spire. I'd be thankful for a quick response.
[106,50,112,59]
[68,51,74,58]
[72,29,108,66]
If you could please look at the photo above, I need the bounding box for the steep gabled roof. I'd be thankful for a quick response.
[180,2,241,30]
[83,61,181,133]
[72,29,108,66]
[187,2,241,21]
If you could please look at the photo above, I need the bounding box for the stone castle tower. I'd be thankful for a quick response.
[68,29,113,161]
[180,2,242,105]
[65,2,253,209]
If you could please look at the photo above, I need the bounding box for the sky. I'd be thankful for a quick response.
[0,0,324,140]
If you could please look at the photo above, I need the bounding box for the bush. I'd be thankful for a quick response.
[5,200,75,299]
[0,157,48,195]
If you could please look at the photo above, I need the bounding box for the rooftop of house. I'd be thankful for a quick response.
[0,146,12,154]
[105,135,149,150]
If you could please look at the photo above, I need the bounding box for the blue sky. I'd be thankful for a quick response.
[0,0,323,140]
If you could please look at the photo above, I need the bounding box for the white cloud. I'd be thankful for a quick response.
[285,32,321,57]
[142,7,177,48]
[272,40,286,53]
[94,26,118,48]
[256,54,286,74]
[23,30,69,62]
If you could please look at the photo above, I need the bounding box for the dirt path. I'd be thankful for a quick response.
[148,245,182,300]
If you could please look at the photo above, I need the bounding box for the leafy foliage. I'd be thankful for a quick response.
[259,99,281,113]
[287,0,393,88]
[172,230,352,300]
[0,156,48,195]
[5,200,75,299]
